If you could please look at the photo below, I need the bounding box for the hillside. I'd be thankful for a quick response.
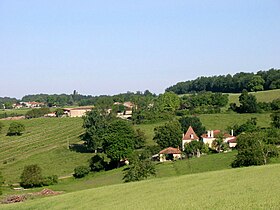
[2,163,280,209]
[227,89,280,106]
[0,118,93,183]
[0,112,271,183]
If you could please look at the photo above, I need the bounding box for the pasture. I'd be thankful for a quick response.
[2,163,280,209]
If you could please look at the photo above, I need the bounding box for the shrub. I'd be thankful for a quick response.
[73,166,90,178]
[20,164,44,188]
[89,153,111,172]
[7,122,25,136]
[42,175,58,186]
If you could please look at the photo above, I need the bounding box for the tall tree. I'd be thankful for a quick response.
[153,120,182,149]
[238,90,258,113]
[232,133,279,167]
[82,109,109,151]
[103,120,136,166]
[179,116,205,137]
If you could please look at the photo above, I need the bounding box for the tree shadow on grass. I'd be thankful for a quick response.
[69,144,93,153]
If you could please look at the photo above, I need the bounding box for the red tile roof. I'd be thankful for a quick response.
[159,147,182,154]
[228,137,237,143]
[182,126,199,140]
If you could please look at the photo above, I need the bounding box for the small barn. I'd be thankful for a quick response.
[159,147,182,162]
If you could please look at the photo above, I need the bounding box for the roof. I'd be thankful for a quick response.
[228,137,237,143]
[159,147,182,154]
[201,130,235,139]
[182,126,199,140]
[63,106,94,111]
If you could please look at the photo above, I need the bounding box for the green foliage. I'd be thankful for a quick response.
[123,156,156,182]
[73,166,90,178]
[20,164,44,188]
[166,68,280,94]
[25,107,50,119]
[89,153,111,172]
[184,141,204,157]
[238,90,258,113]
[82,109,109,151]
[134,128,147,149]
[55,108,64,117]
[180,92,228,114]
[271,98,280,110]
[247,75,265,92]
[7,122,25,136]
[153,120,182,149]
[42,175,58,186]
[232,133,279,167]
[270,111,280,128]
[154,92,180,112]
[179,116,205,137]
[228,117,258,136]
[103,120,136,163]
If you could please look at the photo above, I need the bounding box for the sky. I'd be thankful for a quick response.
[1,0,280,99]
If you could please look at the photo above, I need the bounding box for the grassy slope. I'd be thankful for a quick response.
[0,118,93,183]
[199,113,271,130]
[3,163,280,210]
[0,112,271,183]
[227,89,280,106]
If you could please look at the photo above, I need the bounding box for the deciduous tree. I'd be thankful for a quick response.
[153,120,182,149]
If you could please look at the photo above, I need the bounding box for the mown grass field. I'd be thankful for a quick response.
[0,118,93,183]
[2,163,280,210]
[227,89,280,106]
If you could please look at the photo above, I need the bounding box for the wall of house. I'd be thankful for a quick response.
[69,109,90,117]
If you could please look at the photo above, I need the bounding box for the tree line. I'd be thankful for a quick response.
[166,68,280,94]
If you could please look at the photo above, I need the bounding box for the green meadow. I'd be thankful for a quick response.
[227,89,280,106]
[0,112,272,183]
[2,163,280,210]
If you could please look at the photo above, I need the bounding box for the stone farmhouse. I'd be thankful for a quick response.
[63,106,94,117]
[159,147,182,162]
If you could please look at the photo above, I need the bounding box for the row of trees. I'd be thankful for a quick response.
[166,68,280,94]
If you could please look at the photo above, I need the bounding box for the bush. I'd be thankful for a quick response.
[7,122,25,136]
[25,107,50,119]
[89,153,111,172]
[123,158,156,182]
[42,175,58,186]
[20,164,44,188]
[73,166,90,178]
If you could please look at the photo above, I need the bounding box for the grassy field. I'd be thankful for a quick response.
[2,163,280,210]
[0,118,93,183]
[227,89,280,106]
[0,111,271,183]
[199,113,271,130]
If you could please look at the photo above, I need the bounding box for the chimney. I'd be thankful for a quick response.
[231,129,234,136]
[211,130,214,138]
[207,130,211,137]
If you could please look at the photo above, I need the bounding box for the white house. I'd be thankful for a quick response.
[201,130,237,148]
[182,126,199,151]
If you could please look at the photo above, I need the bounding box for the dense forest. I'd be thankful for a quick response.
[166,68,280,94]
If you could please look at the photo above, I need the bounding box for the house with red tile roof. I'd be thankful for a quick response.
[201,130,236,148]
[159,147,182,162]
[182,126,199,151]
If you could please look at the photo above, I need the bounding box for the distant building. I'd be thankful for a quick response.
[63,106,94,117]
[182,126,199,151]
[201,130,237,148]
[20,101,45,108]
[159,147,182,162]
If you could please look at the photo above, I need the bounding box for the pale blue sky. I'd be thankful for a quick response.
[1,0,280,98]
